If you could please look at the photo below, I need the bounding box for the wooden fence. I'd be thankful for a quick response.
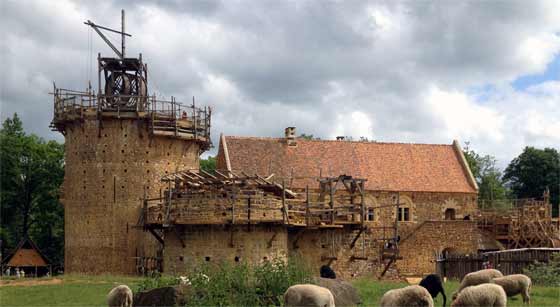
[436,248,559,280]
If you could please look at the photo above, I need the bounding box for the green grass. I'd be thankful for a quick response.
[0,275,558,306]
[353,278,560,307]
[0,275,143,307]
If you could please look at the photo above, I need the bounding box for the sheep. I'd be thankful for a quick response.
[284,284,335,307]
[419,274,447,307]
[491,274,532,304]
[107,285,133,307]
[320,265,336,279]
[380,285,434,307]
[452,269,503,300]
[450,283,506,307]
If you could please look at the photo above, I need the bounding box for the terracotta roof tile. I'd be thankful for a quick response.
[218,136,477,193]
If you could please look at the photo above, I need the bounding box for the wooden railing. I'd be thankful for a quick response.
[51,87,211,148]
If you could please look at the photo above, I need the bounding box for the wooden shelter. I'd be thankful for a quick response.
[1,236,51,277]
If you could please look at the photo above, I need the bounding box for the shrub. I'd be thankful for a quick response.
[134,257,312,306]
[187,257,312,306]
[523,253,560,286]
[134,272,180,292]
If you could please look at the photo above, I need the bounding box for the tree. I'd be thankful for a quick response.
[200,156,216,172]
[0,114,65,265]
[504,147,560,216]
[299,134,320,140]
[463,145,509,204]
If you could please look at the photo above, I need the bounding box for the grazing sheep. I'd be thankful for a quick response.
[450,283,506,307]
[107,285,133,307]
[491,274,532,304]
[380,285,434,307]
[452,269,503,300]
[320,265,337,279]
[419,274,447,307]
[284,284,335,307]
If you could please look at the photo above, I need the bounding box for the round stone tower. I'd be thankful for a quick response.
[52,53,211,274]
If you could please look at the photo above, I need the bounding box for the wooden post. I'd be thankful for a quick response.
[306,185,310,226]
[247,197,251,231]
[360,181,365,226]
[282,179,288,224]
[232,190,236,225]
[330,180,335,225]
[395,193,400,240]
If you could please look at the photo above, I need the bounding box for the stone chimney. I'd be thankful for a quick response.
[336,136,345,141]
[285,127,296,146]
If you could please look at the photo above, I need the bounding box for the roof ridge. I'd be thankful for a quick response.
[224,135,453,146]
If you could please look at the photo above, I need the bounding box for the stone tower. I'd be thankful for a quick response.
[51,15,211,274]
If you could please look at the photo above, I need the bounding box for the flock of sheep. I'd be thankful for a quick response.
[107,268,532,307]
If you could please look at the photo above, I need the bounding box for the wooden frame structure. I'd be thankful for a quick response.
[476,198,560,248]
[140,171,403,276]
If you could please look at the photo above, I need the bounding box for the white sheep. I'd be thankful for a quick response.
[284,284,335,307]
[452,269,503,300]
[491,274,532,304]
[380,285,434,307]
[107,285,133,307]
[450,283,507,307]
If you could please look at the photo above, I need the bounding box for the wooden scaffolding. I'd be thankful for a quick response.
[476,198,560,249]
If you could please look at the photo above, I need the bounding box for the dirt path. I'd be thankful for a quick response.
[0,278,63,287]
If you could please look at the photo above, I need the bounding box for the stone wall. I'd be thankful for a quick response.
[160,190,479,278]
[62,118,200,274]
[163,225,288,275]
[398,220,480,276]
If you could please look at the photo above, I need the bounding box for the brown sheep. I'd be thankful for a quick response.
[452,269,503,300]
[491,274,532,304]
[451,283,506,307]
[380,285,434,307]
[107,285,133,307]
[284,284,335,307]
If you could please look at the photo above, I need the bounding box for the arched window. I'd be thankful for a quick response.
[445,208,456,220]
[395,195,413,222]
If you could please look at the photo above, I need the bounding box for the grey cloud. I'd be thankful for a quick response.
[1,0,559,165]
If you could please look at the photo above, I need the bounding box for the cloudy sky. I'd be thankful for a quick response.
[1,0,559,168]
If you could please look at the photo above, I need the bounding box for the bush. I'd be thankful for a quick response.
[187,257,312,306]
[523,253,560,286]
[135,272,180,292]
[134,258,312,306]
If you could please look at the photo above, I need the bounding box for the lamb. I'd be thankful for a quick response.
[450,283,506,307]
[284,284,335,307]
[452,269,503,300]
[419,274,447,307]
[380,285,434,307]
[491,274,531,304]
[320,265,337,279]
[107,285,133,307]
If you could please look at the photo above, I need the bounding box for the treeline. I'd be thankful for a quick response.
[463,144,560,215]
[0,114,65,267]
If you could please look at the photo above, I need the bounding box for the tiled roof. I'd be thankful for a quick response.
[217,136,478,193]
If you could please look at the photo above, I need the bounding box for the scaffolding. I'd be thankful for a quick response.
[476,198,560,248]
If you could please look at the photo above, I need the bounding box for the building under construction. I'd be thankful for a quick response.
[52,11,558,277]
[51,11,211,274]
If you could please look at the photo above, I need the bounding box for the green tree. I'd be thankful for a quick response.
[299,134,320,140]
[0,114,65,265]
[200,156,216,172]
[504,146,560,216]
[463,145,509,204]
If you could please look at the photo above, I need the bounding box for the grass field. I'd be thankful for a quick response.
[0,275,558,306]
[353,278,560,307]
